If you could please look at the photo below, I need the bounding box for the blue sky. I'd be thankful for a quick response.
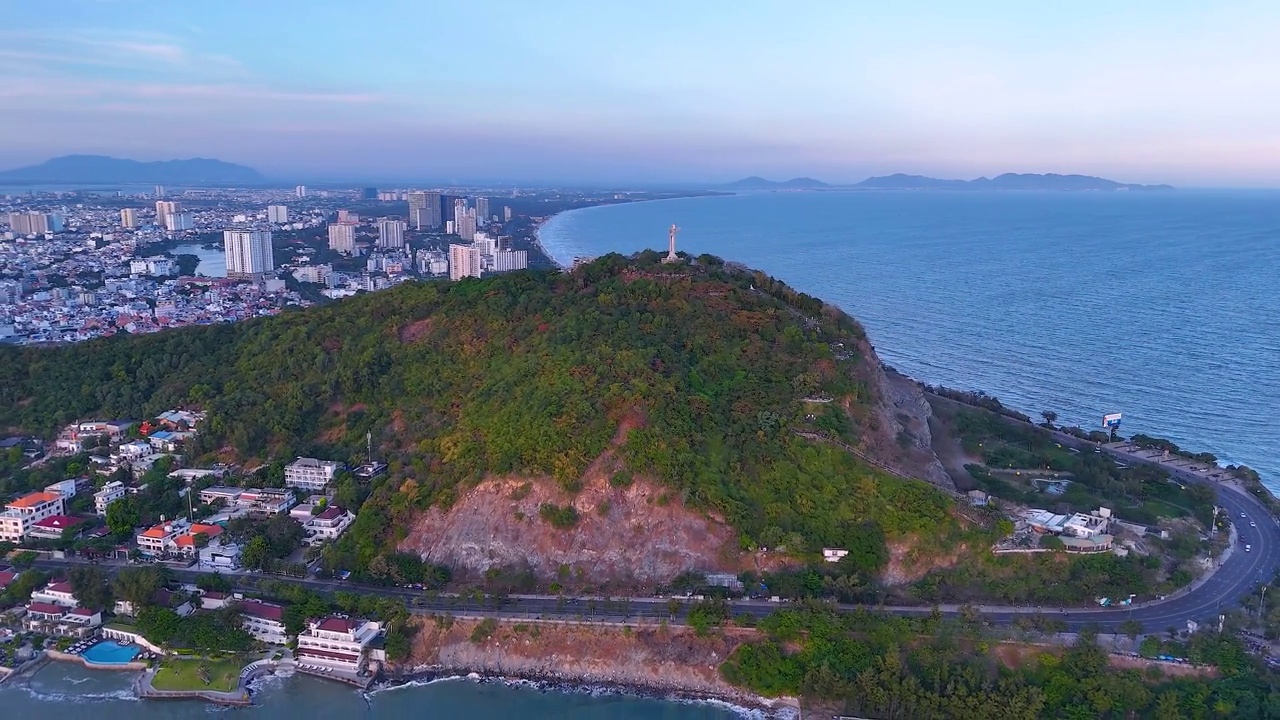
[4,0,1279,185]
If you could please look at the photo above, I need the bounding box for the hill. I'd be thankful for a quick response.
[856,172,1173,191]
[0,155,265,184]
[723,176,830,190]
[0,253,966,587]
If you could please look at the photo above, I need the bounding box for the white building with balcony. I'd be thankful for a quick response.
[296,616,383,672]
[239,599,289,645]
[95,481,127,516]
[284,458,342,491]
[0,491,66,542]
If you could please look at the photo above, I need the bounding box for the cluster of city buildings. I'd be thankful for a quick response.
[1,186,530,344]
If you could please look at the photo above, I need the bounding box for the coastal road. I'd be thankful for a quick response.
[24,430,1279,635]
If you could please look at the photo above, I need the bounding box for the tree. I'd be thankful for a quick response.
[241,536,270,571]
[67,566,113,611]
[113,566,169,611]
[1119,618,1145,642]
[105,496,141,538]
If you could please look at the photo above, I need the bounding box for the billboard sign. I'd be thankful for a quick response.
[1102,413,1122,429]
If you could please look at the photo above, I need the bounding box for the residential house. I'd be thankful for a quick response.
[302,505,355,544]
[147,430,192,453]
[43,479,79,501]
[0,491,66,542]
[199,486,243,506]
[23,603,101,637]
[237,488,295,515]
[114,440,153,462]
[115,587,194,617]
[94,481,126,515]
[284,458,342,491]
[295,615,383,672]
[238,599,289,645]
[27,515,85,541]
[30,581,78,607]
[198,591,231,610]
[136,520,187,556]
[0,569,17,592]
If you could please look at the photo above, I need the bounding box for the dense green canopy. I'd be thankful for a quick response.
[0,252,960,567]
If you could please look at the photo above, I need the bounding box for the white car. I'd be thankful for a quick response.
[1252,522,1257,528]
[1246,545,1252,552]
[1242,513,1248,519]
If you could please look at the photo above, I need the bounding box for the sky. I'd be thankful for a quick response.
[4,0,1280,186]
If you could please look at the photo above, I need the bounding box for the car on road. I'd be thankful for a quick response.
[1252,522,1257,528]
[1242,513,1248,519]
[1246,545,1252,552]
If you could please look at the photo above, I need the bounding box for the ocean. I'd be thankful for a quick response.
[539,189,1280,493]
[0,662,752,718]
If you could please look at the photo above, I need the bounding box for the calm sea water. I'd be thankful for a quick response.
[539,190,1280,492]
[0,663,751,719]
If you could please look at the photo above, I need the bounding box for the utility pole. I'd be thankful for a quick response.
[1261,585,1268,619]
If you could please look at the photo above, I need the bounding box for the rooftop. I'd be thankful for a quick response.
[26,602,66,615]
[316,616,356,633]
[9,491,62,508]
[32,515,84,530]
[239,599,284,621]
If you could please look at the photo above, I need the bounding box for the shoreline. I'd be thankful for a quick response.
[380,665,798,718]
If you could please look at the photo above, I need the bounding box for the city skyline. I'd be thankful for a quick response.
[5,1,1280,186]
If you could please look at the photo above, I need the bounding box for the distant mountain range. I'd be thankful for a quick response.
[0,155,266,184]
[853,173,1174,191]
[723,172,1173,192]
[722,176,831,190]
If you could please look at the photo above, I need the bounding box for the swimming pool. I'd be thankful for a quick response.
[81,641,141,665]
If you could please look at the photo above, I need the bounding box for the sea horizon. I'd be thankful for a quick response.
[538,189,1280,494]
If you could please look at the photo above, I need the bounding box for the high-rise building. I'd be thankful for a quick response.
[295,185,307,198]
[475,197,490,225]
[493,249,528,273]
[362,187,378,200]
[120,208,138,228]
[337,209,359,224]
[328,223,356,254]
[164,212,194,231]
[377,219,407,249]
[440,194,460,225]
[449,243,482,281]
[473,232,498,256]
[8,211,50,235]
[407,191,441,229]
[456,208,477,241]
[154,185,166,198]
[47,213,64,233]
[503,206,513,221]
[267,205,289,224]
[224,230,275,278]
[155,200,181,222]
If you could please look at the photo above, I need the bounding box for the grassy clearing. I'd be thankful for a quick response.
[151,657,242,692]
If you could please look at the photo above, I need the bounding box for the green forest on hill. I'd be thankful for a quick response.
[0,252,973,574]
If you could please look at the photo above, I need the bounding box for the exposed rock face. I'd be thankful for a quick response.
[401,619,795,712]
[398,474,738,586]
[872,367,956,492]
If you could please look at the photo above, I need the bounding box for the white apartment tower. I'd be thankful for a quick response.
[328,223,356,254]
[120,208,138,228]
[165,212,194,231]
[267,205,289,224]
[449,243,482,281]
[493,249,528,272]
[224,229,275,278]
[155,200,181,218]
[295,185,307,198]
[377,219,406,249]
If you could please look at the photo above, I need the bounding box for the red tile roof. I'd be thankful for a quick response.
[47,581,73,594]
[316,617,356,633]
[26,602,66,615]
[68,607,96,617]
[32,515,84,530]
[315,506,345,521]
[238,600,284,621]
[0,570,15,590]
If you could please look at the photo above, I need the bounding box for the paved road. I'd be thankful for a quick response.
[25,429,1279,634]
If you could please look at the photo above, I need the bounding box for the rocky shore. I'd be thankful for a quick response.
[391,617,799,717]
